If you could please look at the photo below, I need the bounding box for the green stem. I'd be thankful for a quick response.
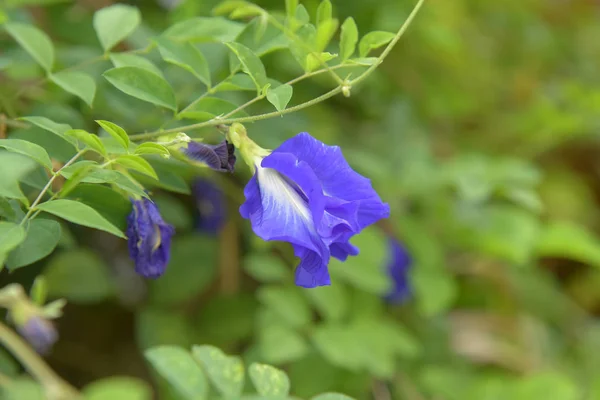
[0,321,79,400]
[20,150,86,226]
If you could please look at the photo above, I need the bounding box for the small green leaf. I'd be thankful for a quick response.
[6,219,61,270]
[114,155,158,179]
[0,222,26,255]
[0,139,52,169]
[93,4,141,52]
[44,249,114,303]
[64,129,106,155]
[109,53,163,77]
[50,71,96,107]
[312,394,356,400]
[536,221,600,268]
[248,363,290,397]
[34,199,125,238]
[66,184,131,231]
[83,376,152,400]
[0,152,37,202]
[96,120,130,150]
[358,31,395,57]
[18,116,71,137]
[134,143,169,157]
[412,268,457,316]
[213,74,256,92]
[29,276,48,306]
[258,286,311,328]
[103,67,177,111]
[315,19,338,53]
[304,284,348,321]
[156,38,211,87]
[339,18,358,61]
[316,0,332,26]
[145,346,208,400]
[305,52,337,72]
[266,84,293,112]
[212,1,263,19]
[244,253,290,283]
[163,17,244,43]
[178,98,247,121]
[192,345,245,398]
[4,22,54,71]
[2,378,44,400]
[225,42,268,93]
[258,323,308,364]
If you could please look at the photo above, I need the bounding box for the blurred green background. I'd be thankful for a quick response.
[2,0,600,399]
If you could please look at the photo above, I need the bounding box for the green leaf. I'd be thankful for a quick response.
[0,222,26,256]
[535,221,600,268]
[305,51,337,72]
[66,184,131,231]
[312,394,356,400]
[2,378,44,400]
[213,74,256,92]
[0,139,53,169]
[258,323,308,364]
[144,346,208,400]
[328,227,392,294]
[244,253,290,283]
[513,371,580,400]
[109,53,163,77]
[50,71,96,107]
[96,120,130,151]
[225,42,268,93]
[412,267,457,316]
[358,31,395,57]
[192,345,245,398]
[311,324,362,371]
[248,363,290,397]
[266,84,293,112]
[178,98,247,121]
[156,38,211,87]
[0,152,37,201]
[4,22,54,71]
[148,234,218,306]
[34,199,125,238]
[83,376,152,400]
[29,276,48,306]
[134,143,169,157]
[258,286,311,328]
[163,17,244,43]
[339,18,358,61]
[212,1,263,19]
[6,219,60,270]
[304,284,348,321]
[64,129,106,155]
[93,4,141,52]
[316,0,332,26]
[44,249,114,303]
[103,67,177,111]
[18,116,71,137]
[285,0,298,22]
[114,155,158,179]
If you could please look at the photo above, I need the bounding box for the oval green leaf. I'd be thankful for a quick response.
[192,345,245,398]
[248,363,290,397]
[114,155,158,179]
[83,376,152,400]
[50,71,96,107]
[4,22,54,72]
[64,129,106,155]
[96,120,130,150]
[225,42,268,93]
[339,17,358,61]
[93,4,141,52]
[144,346,208,400]
[34,199,125,238]
[358,31,395,58]
[266,84,293,112]
[6,219,61,270]
[103,67,177,111]
[0,139,53,170]
[109,53,163,77]
[155,38,211,87]
[134,143,169,157]
[0,221,26,255]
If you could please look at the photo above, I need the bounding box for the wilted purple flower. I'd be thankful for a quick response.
[192,179,226,234]
[184,140,236,172]
[240,132,390,288]
[17,316,58,355]
[384,238,412,303]
[126,198,175,278]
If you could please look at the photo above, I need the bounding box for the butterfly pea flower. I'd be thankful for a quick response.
[232,125,390,288]
[192,178,226,234]
[126,197,175,278]
[384,238,412,303]
[183,140,236,173]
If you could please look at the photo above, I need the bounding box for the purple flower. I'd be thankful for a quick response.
[126,198,175,278]
[17,316,58,355]
[184,140,236,172]
[384,238,412,303]
[239,132,390,288]
[192,179,226,234]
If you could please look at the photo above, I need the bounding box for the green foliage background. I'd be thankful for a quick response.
[2,0,600,399]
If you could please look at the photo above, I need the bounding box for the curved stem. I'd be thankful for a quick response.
[0,321,78,399]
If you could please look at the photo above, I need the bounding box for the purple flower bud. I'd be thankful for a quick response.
[126,198,175,278]
[192,179,226,234]
[184,140,236,173]
[384,238,412,304]
[240,132,390,288]
[17,316,58,355]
